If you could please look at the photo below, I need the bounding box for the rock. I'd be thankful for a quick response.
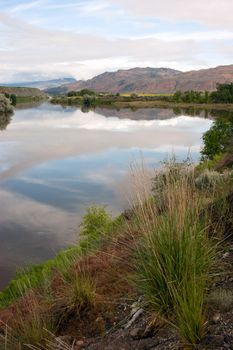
[95,316,105,333]
[129,327,143,339]
[130,306,140,317]
[124,308,144,329]
[201,335,225,347]
[76,340,84,348]
[222,252,230,259]
[212,335,225,347]
[129,325,155,340]
[212,312,221,323]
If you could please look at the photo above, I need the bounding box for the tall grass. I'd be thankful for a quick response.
[133,163,216,345]
[0,206,117,349]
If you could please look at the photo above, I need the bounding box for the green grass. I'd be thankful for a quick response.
[0,162,230,349]
[120,93,173,97]
[0,206,117,309]
[56,272,97,320]
[134,164,216,345]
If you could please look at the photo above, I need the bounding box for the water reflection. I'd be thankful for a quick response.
[0,103,213,288]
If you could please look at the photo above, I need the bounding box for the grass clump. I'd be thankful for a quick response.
[195,169,224,190]
[6,294,56,350]
[56,272,97,323]
[134,163,216,346]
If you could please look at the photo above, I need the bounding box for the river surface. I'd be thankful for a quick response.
[0,103,213,288]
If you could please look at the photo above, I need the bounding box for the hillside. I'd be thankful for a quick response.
[1,78,77,90]
[45,64,233,95]
[0,86,46,97]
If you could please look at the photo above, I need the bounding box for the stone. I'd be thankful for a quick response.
[222,252,230,259]
[76,340,84,347]
[212,312,221,323]
[124,308,144,329]
[129,327,143,339]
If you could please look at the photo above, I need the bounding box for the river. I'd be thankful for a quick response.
[0,102,213,288]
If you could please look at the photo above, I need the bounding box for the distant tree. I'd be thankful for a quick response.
[210,83,233,103]
[172,91,182,103]
[172,90,209,104]
[78,89,96,96]
[204,91,210,103]
[201,115,233,160]
[67,91,78,97]
[10,94,17,106]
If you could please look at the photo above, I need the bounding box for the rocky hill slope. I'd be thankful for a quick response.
[45,65,233,95]
[0,86,45,97]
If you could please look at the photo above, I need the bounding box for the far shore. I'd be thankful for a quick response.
[50,96,233,111]
[112,100,233,110]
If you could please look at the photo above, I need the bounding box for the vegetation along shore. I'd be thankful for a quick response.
[0,86,47,106]
[50,83,233,111]
[0,96,232,349]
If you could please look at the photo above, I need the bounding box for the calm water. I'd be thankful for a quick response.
[0,103,213,288]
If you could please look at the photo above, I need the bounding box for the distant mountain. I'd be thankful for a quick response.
[0,86,45,97]
[1,78,77,90]
[45,65,233,95]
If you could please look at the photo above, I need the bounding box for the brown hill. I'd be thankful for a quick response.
[45,64,233,95]
[0,86,45,97]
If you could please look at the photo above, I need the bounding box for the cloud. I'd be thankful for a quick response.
[110,0,233,30]
[0,13,203,81]
[9,0,46,14]
[0,1,233,82]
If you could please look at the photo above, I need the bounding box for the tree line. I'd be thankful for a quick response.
[172,83,233,104]
[62,83,233,106]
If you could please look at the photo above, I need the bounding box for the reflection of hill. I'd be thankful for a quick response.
[95,108,177,120]
[15,100,45,110]
[94,107,211,121]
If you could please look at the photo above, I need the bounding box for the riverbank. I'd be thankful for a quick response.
[0,143,232,349]
[50,95,233,111]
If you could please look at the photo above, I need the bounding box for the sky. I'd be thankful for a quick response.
[1,0,233,82]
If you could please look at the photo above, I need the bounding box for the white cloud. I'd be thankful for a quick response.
[0,1,233,81]
[0,13,202,81]
[110,0,233,30]
[9,0,46,14]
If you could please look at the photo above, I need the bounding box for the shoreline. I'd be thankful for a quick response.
[50,97,233,111]
[0,156,232,349]
[0,103,232,349]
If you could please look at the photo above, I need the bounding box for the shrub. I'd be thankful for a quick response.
[134,164,215,345]
[56,272,97,321]
[79,206,114,250]
[195,169,224,190]
[12,295,55,349]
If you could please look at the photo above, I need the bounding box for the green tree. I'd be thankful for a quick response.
[10,94,17,106]
[201,116,233,160]
[210,83,233,103]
